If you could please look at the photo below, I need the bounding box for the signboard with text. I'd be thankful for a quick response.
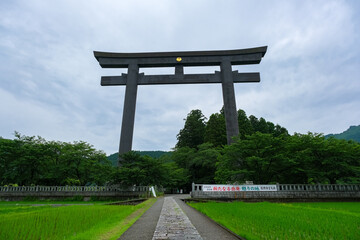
[202,185,277,192]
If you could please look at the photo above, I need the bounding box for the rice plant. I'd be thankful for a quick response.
[0,199,155,240]
[189,201,360,240]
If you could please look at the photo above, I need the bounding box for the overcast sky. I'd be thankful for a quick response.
[1,0,359,155]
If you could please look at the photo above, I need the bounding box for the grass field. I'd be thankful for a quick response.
[188,201,360,240]
[0,198,156,240]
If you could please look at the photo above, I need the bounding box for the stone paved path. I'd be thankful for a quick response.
[118,195,240,240]
[153,197,202,240]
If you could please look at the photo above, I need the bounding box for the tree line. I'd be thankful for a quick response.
[0,132,113,186]
[172,109,360,189]
[113,108,359,191]
[1,109,359,189]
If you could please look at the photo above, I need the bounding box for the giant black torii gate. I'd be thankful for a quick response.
[94,46,267,161]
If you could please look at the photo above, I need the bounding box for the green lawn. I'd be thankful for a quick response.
[188,201,360,240]
[0,198,156,240]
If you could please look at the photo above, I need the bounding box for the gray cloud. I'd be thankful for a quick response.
[1,0,359,154]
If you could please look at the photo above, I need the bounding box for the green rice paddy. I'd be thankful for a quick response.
[189,201,360,240]
[0,198,156,240]
[2,198,359,240]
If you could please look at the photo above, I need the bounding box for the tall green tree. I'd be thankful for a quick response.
[238,109,253,138]
[204,113,226,147]
[176,109,206,149]
[248,115,288,136]
[274,124,289,136]
[9,133,48,185]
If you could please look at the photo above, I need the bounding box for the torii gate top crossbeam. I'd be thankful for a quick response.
[94,46,267,68]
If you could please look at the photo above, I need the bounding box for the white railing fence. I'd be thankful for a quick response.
[0,185,150,192]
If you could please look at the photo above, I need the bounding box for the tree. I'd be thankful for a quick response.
[162,161,189,190]
[170,144,219,190]
[215,131,360,185]
[247,115,288,136]
[274,124,289,136]
[10,133,47,185]
[0,132,113,186]
[0,138,18,185]
[204,113,226,147]
[176,109,206,149]
[215,132,291,184]
[288,133,360,184]
[238,109,253,138]
[190,143,220,184]
[55,141,112,186]
[113,151,168,186]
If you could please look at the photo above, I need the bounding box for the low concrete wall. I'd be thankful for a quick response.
[191,183,360,202]
[0,186,151,201]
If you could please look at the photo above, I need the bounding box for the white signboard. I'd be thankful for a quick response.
[202,184,277,192]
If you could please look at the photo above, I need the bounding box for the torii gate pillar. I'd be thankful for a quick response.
[119,62,139,154]
[221,60,240,144]
[94,47,267,158]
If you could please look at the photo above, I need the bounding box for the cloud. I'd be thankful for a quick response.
[1,0,359,154]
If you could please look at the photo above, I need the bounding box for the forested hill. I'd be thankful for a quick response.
[107,151,171,166]
[325,125,360,143]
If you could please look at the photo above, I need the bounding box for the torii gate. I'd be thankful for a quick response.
[94,46,267,160]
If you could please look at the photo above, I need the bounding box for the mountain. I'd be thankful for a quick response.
[107,150,172,166]
[325,125,360,143]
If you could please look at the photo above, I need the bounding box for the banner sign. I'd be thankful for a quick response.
[202,184,277,192]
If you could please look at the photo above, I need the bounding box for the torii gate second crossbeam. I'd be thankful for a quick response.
[94,46,267,162]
